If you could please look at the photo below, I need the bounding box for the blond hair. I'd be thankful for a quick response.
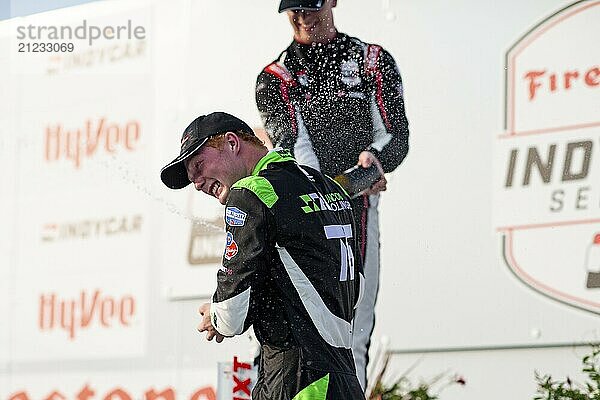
[205,130,265,149]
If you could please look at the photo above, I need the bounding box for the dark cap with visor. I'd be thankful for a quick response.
[160,112,254,190]
[279,0,324,12]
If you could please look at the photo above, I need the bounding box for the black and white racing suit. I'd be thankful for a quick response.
[211,149,365,400]
[256,33,410,388]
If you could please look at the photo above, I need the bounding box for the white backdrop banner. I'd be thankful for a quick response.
[495,0,600,315]
[7,3,155,361]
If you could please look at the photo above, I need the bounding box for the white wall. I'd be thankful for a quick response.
[365,0,600,348]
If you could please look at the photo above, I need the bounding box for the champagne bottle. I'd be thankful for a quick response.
[334,164,382,199]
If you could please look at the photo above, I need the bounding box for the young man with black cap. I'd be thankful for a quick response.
[256,0,410,389]
[161,111,366,399]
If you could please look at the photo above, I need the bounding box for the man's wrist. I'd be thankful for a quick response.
[208,302,217,331]
[365,146,381,160]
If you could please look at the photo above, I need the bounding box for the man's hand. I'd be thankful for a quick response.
[197,303,226,343]
[358,151,387,195]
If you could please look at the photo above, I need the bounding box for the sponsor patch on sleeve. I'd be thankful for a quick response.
[224,232,239,260]
[225,207,247,227]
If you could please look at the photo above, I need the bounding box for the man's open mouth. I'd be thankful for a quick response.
[210,181,221,198]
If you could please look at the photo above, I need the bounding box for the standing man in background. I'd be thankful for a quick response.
[256,0,410,389]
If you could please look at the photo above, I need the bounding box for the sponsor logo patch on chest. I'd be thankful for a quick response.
[224,231,239,260]
[225,207,247,227]
[340,59,361,87]
[299,192,352,214]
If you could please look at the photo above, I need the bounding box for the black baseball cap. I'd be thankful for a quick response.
[160,112,254,189]
[279,0,324,13]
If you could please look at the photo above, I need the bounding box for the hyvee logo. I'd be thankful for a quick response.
[45,117,141,168]
[495,1,600,314]
[39,289,136,340]
[42,214,142,242]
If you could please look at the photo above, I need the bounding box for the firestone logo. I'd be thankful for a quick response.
[495,1,600,314]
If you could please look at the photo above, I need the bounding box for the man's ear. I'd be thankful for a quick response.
[224,132,240,154]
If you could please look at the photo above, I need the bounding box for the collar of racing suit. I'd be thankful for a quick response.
[251,148,295,176]
[290,32,349,69]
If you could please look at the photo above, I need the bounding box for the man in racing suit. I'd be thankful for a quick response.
[256,0,410,389]
[160,112,365,399]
